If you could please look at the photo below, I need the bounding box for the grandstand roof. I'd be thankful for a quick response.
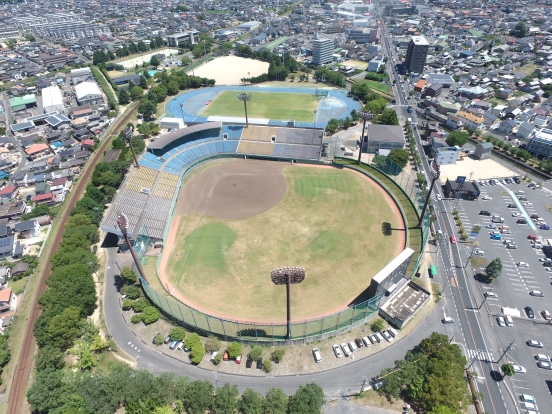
[147,122,222,150]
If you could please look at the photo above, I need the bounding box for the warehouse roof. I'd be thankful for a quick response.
[74,82,101,100]
[41,86,63,108]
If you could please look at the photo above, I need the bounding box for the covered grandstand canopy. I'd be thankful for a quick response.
[147,122,222,150]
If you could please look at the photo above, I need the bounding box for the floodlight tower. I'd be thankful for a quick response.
[116,213,148,283]
[357,111,373,164]
[270,266,305,340]
[124,126,139,169]
[237,93,252,127]
[418,160,440,227]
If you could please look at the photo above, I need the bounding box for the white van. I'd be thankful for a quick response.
[387,327,398,338]
[176,341,184,351]
[374,332,384,342]
[505,316,514,327]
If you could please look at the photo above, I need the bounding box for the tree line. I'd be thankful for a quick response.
[235,46,301,84]
[350,82,399,126]
[27,363,325,414]
[92,37,167,65]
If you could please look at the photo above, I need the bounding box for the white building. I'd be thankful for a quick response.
[527,128,552,158]
[166,31,198,47]
[160,117,185,130]
[74,82,103,106]
[367,56,385,72]
[41,86,64,114]
[433,146,461,165]
[312,34,333,66]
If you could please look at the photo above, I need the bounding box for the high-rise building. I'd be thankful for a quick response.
[312,34,333,66]
[404,36,429,74]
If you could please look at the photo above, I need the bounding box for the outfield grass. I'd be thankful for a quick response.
[200,91,319,121]
[166,164,402,321]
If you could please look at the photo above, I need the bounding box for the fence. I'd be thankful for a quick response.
[131,153,427,342]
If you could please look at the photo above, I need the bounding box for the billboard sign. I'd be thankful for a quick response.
[456,176,467,184]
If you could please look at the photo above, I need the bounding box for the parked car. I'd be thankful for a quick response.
[362,336,371,347]
[348,341,357,352]
[506,244,517,249]
[485,224,496,229]
[527,340,544,348]
[355,338,364,348]
[517,262,529,268]
[497,316,506,327]
[381,330,393,342]
[482,195,492,200]
[169,340,178,350]
[536,354,550,362]
[256,358,262,369]
[333,344,343,358]
[164,335,171,344]
[514,177,521,184]
[236,355,242,364]
[530,290,544,297]
[537,361,552,370]
[525,307,535,318]
[369,335,378,344]
[491,233,502,240]
[521,394,536,403]
[442,316,454,324]
[341,343,351,357]
[312,348,321,363]
[512,364,526,374]
[485,291,497,298]
[479,210,491,216]
[540,225,550,230]
[527,234,538,240]
[512,213,523,217]
[517,219,527,224]
[246,357,253,368]
[507,204,517,208]
[542,310,551,320]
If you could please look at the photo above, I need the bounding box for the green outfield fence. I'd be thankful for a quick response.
[131,153,428,343]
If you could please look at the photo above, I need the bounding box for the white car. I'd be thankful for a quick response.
[482,195,492,200]
[333,344,343,358]
[517,262,529,268]
[524,202,533,206]
[436,194,442,200]
[512,364,526,374]
[485,224,496,229]
[381,330,393,342]
[312,348,322,363]
[340,343,350,357]
[485,291,497,298]
[497,316,506,327]
[348,341,357,353]
[512,213,523,217]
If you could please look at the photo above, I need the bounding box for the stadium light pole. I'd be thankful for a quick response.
[270,266,305,340]
[124,125,139,169]
[357,111,373,164]
[313,109,317,129]
[237,93,252,128]
[418,160,440,227]
[116,213,148,283]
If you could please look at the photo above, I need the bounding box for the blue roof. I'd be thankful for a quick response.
[0,171,7,178]
[461,50,476,56]
[10,121,35,132]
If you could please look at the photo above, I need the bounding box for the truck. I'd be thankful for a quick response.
[501,307,521,318]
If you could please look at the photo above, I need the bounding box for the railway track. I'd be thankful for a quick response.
[7,104,137,414]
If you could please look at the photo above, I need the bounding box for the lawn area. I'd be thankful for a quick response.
[200,90,319,121]
[165,163,402,321]
[356,79,392,95]
[516,64,538,76]
[10,276,29,295]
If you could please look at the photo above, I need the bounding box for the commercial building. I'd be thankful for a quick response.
[74,82,103,106]
[9,94,37,111]
[474,142,493,160]
[456,111,485,130]
[433,146,461,165]
[444,179,480,200]
[166,31,199,47]
[235,21,261,32]
[311,34,333,66]
[527,128,552,158]
[404,36,429,74]
[367,56,385,72]
[41,86,64,114]
[362,124,405,153]
[348,28,374,44]
[68,68,92,85]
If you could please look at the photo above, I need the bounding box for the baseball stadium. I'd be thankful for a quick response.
[101,86,430,343]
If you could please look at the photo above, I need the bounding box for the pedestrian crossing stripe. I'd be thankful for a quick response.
[466,349,493,362]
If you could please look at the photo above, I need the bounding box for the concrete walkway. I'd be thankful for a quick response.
[323,399,402,414]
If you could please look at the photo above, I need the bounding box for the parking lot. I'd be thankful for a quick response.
[443,178,552,407]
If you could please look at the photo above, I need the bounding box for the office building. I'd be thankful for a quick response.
[404,36,429,74]
[312,34,333,66]
[527,128,552,159]
[362,124,405,153]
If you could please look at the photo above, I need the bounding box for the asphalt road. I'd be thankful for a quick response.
[104,246,448,396]
[1,91,27,174]
[377,15,515,413]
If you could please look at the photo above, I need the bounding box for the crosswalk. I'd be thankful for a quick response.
[466,348,493,362]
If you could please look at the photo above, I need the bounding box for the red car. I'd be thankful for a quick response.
[235,355,242,364]
[450,235,456,244]
[527,235,538,240]
[205,100,212,105]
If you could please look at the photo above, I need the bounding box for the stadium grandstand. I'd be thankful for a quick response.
[100,122,323,240]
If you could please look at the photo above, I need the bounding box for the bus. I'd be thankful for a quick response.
[429,265,438,278]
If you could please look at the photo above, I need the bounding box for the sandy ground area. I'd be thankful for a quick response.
[190,56,269,85]
[341,59,369,70]
[116,48,180,69]
[439,157,517,184]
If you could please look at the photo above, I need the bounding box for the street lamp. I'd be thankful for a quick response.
[270,266,305,340]
[357,111,373,164]
[418,160,440,227]
[237,93,252,127]
[313,109,317,129]
[116,213,148,283]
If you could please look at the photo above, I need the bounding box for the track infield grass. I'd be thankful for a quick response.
[199,90,319,122]
[165,165,403,321]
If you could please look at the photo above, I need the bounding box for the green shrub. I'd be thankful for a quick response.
[227,342,242,359]
[204,336,221,353]
[271,348,286,363]
[190,343,205,364]
[153,334,164,345]
[169,327,186,341]
[262,359,272,373]
[132,298,149,313]
[141,306,160,324]
[249,346,263,361]
[131,314,143,324]
[121,285,141,300]
[122,298,133,311]
[213,353,222,365]
[184,333,202,350]
[371,318,385,332]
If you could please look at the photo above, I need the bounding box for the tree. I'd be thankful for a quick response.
[131,314,143,323]
[485,258,503,279]
[130,85,144,101]
[240,388,264,414]
[169,327,186,342]
[262,360,273,373]
[288,383,324,414]
[122,298,134,310]
[213,353,222,365]
[388,148,409,168]
[167,80,180,95]
[181,56,191,66]
[213,383,239,414]
[264,388,288,414]
[150,55,161,67]
[138,100,157,121]
[270,348,286,363]
[48,306,83,350]
[0,126,5,136]
[142,306,160,324]
[378,108,399,125]
[227,342,242,359]
[501,363,515,377]
[429,406,461,414]
[249,346,263,361]
[121,267,137,285]
[205,336,221,353]
[184,333,202,350]
[371,318,385,333]
[118,88,130,105]
[184,380,213,414]
[132,298,150,313]
[512,21,527,38]
[27,368,69,413]
[445,131,469,147]
[121,285,141,300]
[35,345,65,371]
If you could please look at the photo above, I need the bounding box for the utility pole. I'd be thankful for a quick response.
[124,126,139,168]
[357,111,373,164]
[497,341,515,364]
[418,160,440,227]
[116,213,148,283]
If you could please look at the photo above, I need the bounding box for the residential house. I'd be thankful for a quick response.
[51,177,71,193]
[456,111,485,130]
[474,142,493,160]
[424,83,443,98]
[0,288,17,315]
[11,262,29,277]
[0,186,18,199]
[24,143,52,160]
[498,119,516,135]
[33,193,56,205]
[516,121,535,140]
[446,115,463,130]
[13,220,40,238]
